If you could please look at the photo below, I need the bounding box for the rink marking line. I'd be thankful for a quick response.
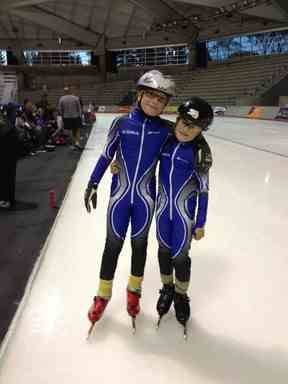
[207,133,288,159]
[0,139,91,368]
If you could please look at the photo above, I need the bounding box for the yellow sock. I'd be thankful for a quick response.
[175,278,189,295]
[128,275,143,293]
[97,279,113,299]
[161,274,174,286]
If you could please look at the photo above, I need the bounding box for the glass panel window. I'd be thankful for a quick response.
[114,45,188,67]
[206,29,288,63]
[0,50,7,66]
[23,50,91,65]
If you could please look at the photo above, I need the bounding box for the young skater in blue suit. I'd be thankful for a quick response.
[84,70,176,331]
[155,97,213,337]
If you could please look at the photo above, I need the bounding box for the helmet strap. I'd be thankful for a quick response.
[136,90,154,117]
[137,91,146,114]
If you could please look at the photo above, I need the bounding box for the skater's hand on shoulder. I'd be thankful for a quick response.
[194,228,205,241]
[110,160,121,174]
[84,182,97,213]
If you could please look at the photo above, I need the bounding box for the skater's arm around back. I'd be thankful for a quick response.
[193,135,212,240]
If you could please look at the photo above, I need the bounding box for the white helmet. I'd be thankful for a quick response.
[136,70,176,98]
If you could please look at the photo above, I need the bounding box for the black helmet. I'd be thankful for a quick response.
[178,97,214,131]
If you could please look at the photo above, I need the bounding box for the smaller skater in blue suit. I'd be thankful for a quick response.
[155,97,214,338]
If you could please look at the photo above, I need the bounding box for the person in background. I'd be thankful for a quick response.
[58,86,82,150]
[22,99,45,151]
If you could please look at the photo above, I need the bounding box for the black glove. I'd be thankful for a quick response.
[84,182,97,213]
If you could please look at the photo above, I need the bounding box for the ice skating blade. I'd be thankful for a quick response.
[183,324,188,341]
[156,316,162,330]
[87,323,96,340]
[132,317,136,334]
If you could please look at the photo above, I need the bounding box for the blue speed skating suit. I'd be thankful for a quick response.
[156,135,210,283]
[89,106,171,280]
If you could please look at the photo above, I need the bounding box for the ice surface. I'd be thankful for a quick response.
[0,115,287,384]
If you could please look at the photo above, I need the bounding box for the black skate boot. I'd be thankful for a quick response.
[156,284,174,328]
[173,292,190,339]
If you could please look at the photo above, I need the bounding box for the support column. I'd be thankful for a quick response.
[187,42,197,71]
[8,45,24,65]
[99,54,107,82]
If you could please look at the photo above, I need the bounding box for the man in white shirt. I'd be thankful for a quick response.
[58,86,82,150]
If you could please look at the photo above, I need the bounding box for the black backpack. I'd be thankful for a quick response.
[0,113,12,137]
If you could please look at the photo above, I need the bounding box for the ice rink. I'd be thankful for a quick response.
[0,114,288,384]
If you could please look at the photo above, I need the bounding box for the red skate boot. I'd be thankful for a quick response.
[127,289,141,333]
[87,296,108,337]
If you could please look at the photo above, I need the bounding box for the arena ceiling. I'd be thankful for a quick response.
[0,0,287,52]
